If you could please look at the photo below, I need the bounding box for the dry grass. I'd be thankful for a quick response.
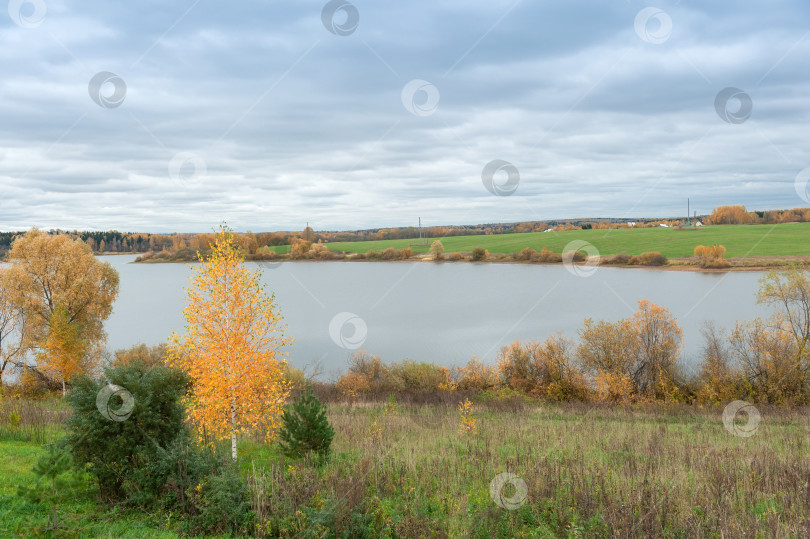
[0,396,70,444]
[246,400,810,537]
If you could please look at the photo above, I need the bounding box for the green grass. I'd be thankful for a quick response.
[0,437,183,538]
[313,223,810,258]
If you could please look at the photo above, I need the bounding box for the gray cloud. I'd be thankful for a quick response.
[1,0,809,232]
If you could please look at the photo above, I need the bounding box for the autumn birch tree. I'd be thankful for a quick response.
[168,226,291,461]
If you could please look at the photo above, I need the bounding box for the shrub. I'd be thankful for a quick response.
[641,251,667,266]
[564,250,587,263]
[694,245,730,268]
[16,444,87,534]
[336,351,402,396]
[390,361,446,392]
[133,431,221,513]
[497,336,589,401]
[111,343,167,370]
[380,247,398,260]
[290,238,311,259]
[456,358,499,391]
[537,247,562,263]
[399,248,413,259]
[628,251,667,266]
[306,243,334,260]
[366,250,380,260]
[279,389,335,459]
[449,252,465,261]
[517,247,537,261]
[251,249,279,261]
[471,247,489,261]
[283,364,307,389]
[602,252,631,265]
[63,361,189,503]
[188,462,255,536]
[429,240,444,260]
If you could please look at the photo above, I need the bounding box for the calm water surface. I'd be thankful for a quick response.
[102,255,770,378]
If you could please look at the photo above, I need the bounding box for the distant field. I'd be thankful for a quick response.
[293,223,810,259]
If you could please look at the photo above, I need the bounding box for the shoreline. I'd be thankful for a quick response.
[129,253,810,273]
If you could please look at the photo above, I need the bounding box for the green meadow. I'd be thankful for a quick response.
[272,223,810,259]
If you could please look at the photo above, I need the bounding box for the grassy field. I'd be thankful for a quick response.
[283,223,810,259]
[0,397,178,538]
[2,396,809,537]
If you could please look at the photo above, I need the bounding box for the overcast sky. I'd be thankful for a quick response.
[1,0,809,233]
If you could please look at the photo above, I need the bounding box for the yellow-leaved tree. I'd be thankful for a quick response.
[3,229,119,393]
[168,226,291,460]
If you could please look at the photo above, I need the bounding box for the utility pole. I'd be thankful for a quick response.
[687,198,690,226]
[418,217,422,244]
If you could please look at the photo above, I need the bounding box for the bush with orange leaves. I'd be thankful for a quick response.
[593,371,634,403]
[456,357,499,391]
[289,237,312,259]
[694,244,730,269]
[578,301,683,401]
[694,323,744,404]
[497,334,590,401]
[457,398,477,433]
[336,351,402,398]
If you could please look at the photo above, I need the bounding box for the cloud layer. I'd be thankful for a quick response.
[2,0,809,232]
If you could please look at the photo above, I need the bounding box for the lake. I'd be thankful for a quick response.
[101,255,771,379]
